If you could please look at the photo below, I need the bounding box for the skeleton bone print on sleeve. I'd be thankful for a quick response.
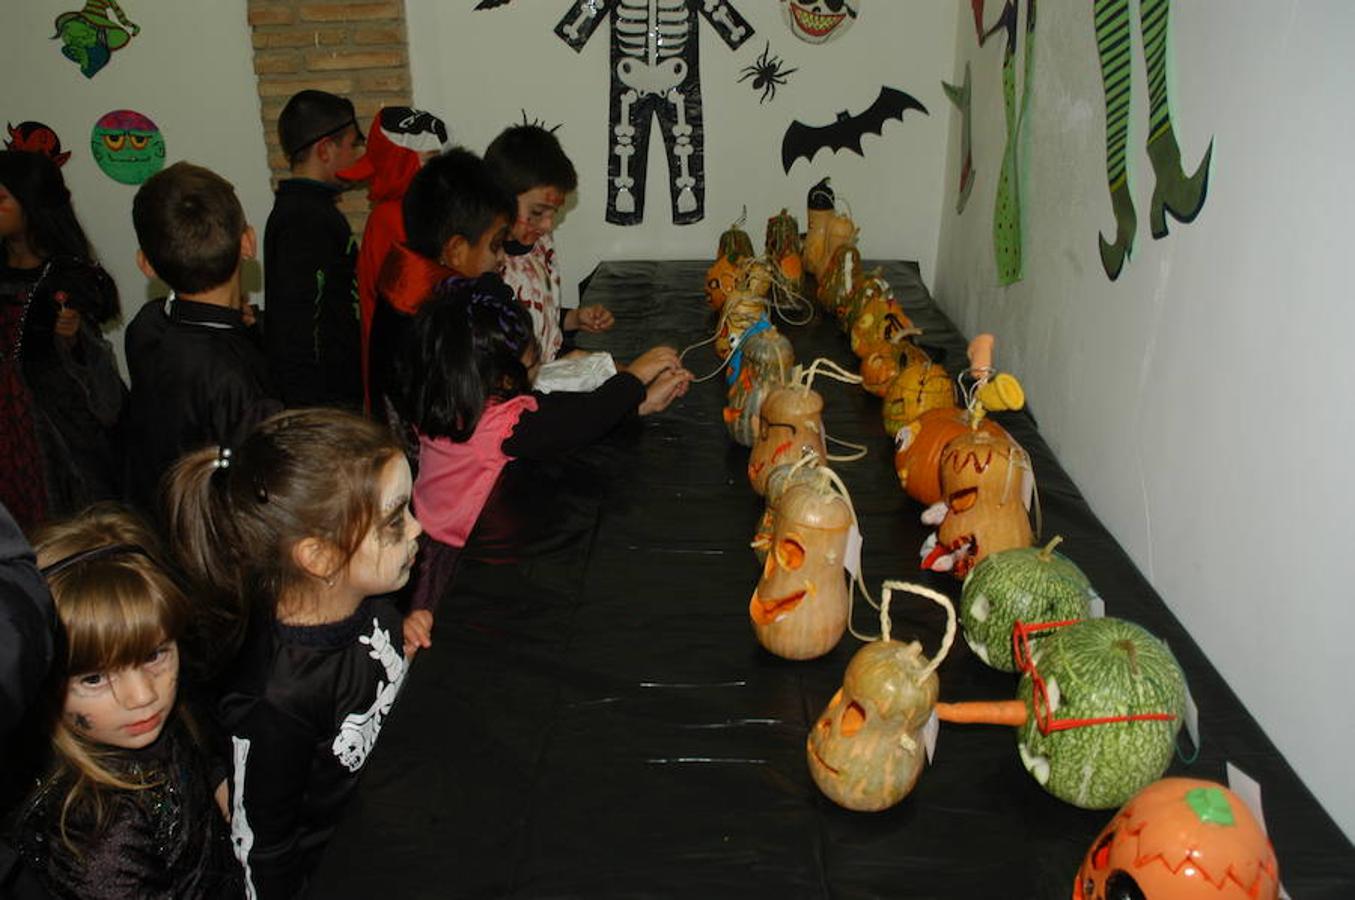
[555,0,753,226]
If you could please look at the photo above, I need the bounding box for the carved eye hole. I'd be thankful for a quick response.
[948,487,979,513]
[775,537,806,571]
[840,701,865,736]
[1090,832,1114,871]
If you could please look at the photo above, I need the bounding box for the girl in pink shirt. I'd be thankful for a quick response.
[394,274,689,617]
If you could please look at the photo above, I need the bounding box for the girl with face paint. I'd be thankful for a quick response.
[13,504,243,899]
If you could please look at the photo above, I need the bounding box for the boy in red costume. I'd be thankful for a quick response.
[337,107,447,411]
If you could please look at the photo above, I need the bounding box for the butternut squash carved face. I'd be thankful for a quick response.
[807,640,939,811]
[747,387,827,495]
[749,481,849,660]
[935,431,1033,575]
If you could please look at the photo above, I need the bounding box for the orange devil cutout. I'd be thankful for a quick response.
[749,476,851,660]
[807,582,956,812]
[1074,778,1280,900]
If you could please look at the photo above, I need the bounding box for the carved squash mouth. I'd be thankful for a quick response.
[750,589,806,625]
[808,741,839,776]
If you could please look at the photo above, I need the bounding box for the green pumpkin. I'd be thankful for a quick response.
[1015,617,1185,809]
[960,536,1098,672]
[718,222,754,263]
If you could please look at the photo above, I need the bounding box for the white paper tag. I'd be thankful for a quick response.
[1020,466,1034,509]
[922,709,939,763]
[1183,681,1200,756]
[1226,763,1291,899]
[1088,593,1105,618]
[844,523,863,580]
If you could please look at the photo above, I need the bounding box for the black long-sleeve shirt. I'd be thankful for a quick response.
[263,179,361,410]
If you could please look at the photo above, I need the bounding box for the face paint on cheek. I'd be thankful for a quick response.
[71,712,93,732]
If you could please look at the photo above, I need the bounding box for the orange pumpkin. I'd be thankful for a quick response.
[749,480,850,660]
[747,386,827,495]
[934,429,1033,574]
[704,254,741,310]
[895,408,1008,505]
[1074,778,1280,900]
[849,287,917,359]
[882,360,956,437]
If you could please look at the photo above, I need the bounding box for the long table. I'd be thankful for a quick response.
[308,260,1354,898]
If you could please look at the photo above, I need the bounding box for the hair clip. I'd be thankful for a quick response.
[214,447,232,470]
[40,543,149,578]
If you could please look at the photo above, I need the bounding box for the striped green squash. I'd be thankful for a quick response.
[1015,617,1185,809]
[960,536,1098,672]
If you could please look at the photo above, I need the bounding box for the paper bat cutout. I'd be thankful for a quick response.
[474,0,513,8]
[781,86,928,174]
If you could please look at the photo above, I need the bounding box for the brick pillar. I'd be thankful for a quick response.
[247,0,412,231]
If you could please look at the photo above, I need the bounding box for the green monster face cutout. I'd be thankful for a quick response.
[90,109,165,185]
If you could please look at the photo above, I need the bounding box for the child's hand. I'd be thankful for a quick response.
[402,609,434,659]
[638,366,693,415]
[625,346,681,385]
[214,779,231,822]
[577,304,614,333]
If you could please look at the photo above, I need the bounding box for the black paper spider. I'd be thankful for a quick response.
[738,41,797,105]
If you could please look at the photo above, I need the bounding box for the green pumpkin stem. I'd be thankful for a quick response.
[1036,535,1064,562]
[1113,639,1140,676]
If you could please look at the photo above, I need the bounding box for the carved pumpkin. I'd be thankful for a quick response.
[932,429,1034,576]
[752,459,824,563]
[960,536,1098,672]
[935,617,1186,810]
[861,341,928,398]
[1074,778,1280,900]
[704,254,741,310]
[718,219,755,261]
[882,360,956,437]
[894,407,1005,505]
[1015,618,1186,809]
[765,209,804,305]
[849,287,918,359]
[749,480,850,660]
[807,580,956,812]
[817,242,861,312]
[714,291,766,358]
[807,641,937,811]
[724,325,795,446]
[747,386,827,495]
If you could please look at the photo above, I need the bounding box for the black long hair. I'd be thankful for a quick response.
[0,150,95,264]
[0,150,118,324]
[395,273,536,442]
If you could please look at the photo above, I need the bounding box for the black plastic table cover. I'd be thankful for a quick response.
[308,260,1354,899]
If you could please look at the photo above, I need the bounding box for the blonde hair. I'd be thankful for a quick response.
[31,504,188,845]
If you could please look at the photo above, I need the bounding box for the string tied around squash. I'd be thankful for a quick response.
[877,580,957,683]
[789,359,869,463]
[678,290,769,383]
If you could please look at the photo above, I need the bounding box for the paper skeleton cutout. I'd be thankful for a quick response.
[555,0,754,226]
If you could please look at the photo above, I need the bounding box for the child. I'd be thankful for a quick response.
[264,90,365,410]
[0,150,125,530]
[165,408,427,899]
[367,146,514,419]
[485,123,613,363]
[14,504,243,899]
[394,274,691,614]
[335,106,448,411]
[125,162,280,513]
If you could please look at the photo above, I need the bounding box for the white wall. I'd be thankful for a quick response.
[405,2,954,309]
[1,0,274,368]
[934,1,1355,839]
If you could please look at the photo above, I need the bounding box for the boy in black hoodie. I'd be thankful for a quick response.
[263,90,364,409]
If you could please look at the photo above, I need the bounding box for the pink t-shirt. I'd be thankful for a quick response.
[413,394,539,547]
